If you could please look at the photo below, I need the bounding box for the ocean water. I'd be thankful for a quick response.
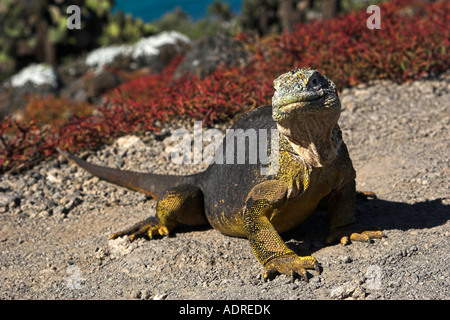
[113,0,243,22]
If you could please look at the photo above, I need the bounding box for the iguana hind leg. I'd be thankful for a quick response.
[110,184,206,241]
[326,180,382,245]
[244,180,320,282]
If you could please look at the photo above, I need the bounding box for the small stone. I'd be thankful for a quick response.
[330,283,357,299]
[132,290,142,299]
[115,135,144,150]
[0,193,20,207]
[140,289,151,300]
[53,205,65,215]
[46,170,62,184]
[38,210,51,218]
[339,255,352,263]
[153,293,168,300]
[310,276,322,284]
[408,245,418,256]
[352,286,366,299]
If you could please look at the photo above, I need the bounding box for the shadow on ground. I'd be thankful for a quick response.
[173,197,449,249]
[284,197,449,250]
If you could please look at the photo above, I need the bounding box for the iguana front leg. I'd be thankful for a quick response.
[326,180,382,245]
[244,181,320,282]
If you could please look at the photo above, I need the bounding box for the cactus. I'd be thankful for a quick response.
[48,6,68,44]
[85,0,112,17]
[0,0,158,79]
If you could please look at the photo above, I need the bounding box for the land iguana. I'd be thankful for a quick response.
[57,67,382,282]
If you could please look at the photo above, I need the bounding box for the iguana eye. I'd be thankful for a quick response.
[310,76,319,87]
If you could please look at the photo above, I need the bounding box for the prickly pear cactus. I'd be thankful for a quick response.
[0,0,158,79]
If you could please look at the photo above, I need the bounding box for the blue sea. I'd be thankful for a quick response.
[113,0,243,22]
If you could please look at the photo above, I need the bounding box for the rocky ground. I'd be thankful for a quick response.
[0,72,448,300]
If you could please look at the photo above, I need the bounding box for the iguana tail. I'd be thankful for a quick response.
[56,147,195,199]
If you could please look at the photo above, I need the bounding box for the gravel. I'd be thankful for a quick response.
[0,72,449,300]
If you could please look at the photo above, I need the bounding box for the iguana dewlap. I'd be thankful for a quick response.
[58,67,381,282]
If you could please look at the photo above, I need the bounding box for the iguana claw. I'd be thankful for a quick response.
[109,217,170,241]
[339,230,383,245]
[356,190,377,200]
[263,255,321,283]
[326,224,383,245]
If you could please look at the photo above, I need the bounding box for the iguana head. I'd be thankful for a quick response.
[272,68,340,123]
[271,68,343,167]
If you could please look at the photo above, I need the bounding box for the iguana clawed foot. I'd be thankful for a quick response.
[356,190,377,200]
[339,230,383,245]
[326,224,383,245]
[110,217,170,241]
[263,255,321,283]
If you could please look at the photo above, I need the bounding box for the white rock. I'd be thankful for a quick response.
[132,31,190,60]
[46,169,63,184]
[330,283,357,299]
[108,236,137,258]
[85,31,190,70]
[85,45,133,70]
[152,293,168,300]
[115,135,144,150]
[10,63,58,88]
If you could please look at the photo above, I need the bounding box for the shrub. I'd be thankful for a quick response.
[257,0,449,88]
[22,94,94,127]
[0,0,448,173]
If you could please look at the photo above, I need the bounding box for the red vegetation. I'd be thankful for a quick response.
[1,0,448,173]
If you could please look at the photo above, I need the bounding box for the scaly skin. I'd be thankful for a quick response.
[57,67,382,282]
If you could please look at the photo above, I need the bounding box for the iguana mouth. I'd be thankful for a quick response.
[279,93,325,108]
[276,93,326,115]
[272,92,338,123]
